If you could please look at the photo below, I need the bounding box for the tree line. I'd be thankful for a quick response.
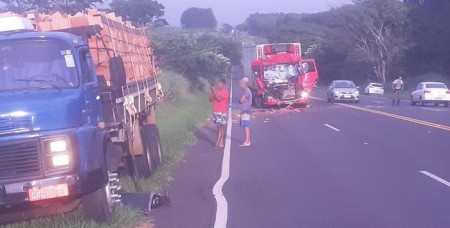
[238,0,450,86]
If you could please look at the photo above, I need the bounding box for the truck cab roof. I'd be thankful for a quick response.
[0,31,86,47]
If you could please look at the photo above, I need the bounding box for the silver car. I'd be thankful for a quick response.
[327,80,360,103]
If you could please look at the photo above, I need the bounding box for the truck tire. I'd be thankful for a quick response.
[255,96,265,109]
[147,125,163,168]
[110,57,127,88]
[82,172,119,223]
[135,143,154,178]
[136,124,163,178]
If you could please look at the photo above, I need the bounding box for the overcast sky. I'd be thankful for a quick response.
[156,0,353,26]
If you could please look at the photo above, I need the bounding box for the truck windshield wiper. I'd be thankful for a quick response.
[14,79,62,91]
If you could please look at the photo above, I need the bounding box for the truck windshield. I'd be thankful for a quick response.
[0,39,78,92]
[263,64,298,81]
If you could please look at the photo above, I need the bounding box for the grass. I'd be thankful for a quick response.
[3,208,145,228]
[3,93,212,228]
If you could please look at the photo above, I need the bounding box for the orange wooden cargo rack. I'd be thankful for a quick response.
[24,9,156,85]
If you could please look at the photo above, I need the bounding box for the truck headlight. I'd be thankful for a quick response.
[50,140,67,153]
[301,91,309,98]
[334,91,340,96]
[52,154,70,167]
[42,138,71,169]
[355,90,360,95]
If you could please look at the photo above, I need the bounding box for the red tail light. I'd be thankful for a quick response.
[424,90,431,93]
[446,90,450,94]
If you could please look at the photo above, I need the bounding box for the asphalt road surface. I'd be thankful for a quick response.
[152,69,450,228]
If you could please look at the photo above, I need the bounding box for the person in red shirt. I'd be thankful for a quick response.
[209,79,230,149]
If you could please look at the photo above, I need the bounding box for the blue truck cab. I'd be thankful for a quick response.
[0,17,124,223]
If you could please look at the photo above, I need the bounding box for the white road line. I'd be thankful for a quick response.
[324,124,341,132]
[213,80,233,228]
[420,171,450,187]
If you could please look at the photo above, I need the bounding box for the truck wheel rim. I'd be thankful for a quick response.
[105,172,121,212]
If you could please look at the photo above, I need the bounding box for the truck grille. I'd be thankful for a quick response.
[0,139,42,180]
[0,115,34,136]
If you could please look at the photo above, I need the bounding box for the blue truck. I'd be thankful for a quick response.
[0,12,163,223]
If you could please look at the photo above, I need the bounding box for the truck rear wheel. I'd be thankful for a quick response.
[136,124,163,178]
[82,172,120,223]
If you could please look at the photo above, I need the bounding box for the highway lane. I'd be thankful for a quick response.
[318,92,450,127]
[225,98,450,228]
[153,72,450,227]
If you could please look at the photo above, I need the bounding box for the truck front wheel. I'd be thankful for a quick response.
[255,96,265,109]
[82,172,120,223]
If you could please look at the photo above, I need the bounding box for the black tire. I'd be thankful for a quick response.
[109,57,127,88]
[255,96,264,109]
[82,180,114,223]
[143,124,163,169]
[434,103,439,107]
[411,97,416,106]
[355,100,360,104]
[136,124,163,178]
[135,143,154,178]
[419,97,425,106]
[444,102,449,108]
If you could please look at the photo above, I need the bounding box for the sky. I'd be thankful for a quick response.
[156,0,353,26]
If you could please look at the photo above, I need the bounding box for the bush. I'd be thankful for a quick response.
[158,70,190,101]
[151,29,239,88]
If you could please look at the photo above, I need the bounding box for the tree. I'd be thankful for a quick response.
[180,8,217,29]
[335,0,411,83]
[198,33,242,65]
[151,31,232,88]
[110,0,167,27]
[0,0,102,14]
[403,0,450,76]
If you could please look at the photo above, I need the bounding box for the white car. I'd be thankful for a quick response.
[364,83,384,95]
[411,82,450,107]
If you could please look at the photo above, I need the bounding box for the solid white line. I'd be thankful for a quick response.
[324,124,341,132]
[420,171,450,187]
[213,80,233,228]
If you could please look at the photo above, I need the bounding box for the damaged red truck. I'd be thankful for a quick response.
[242,43,319,108]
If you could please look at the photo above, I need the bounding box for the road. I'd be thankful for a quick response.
[152,69,450,228]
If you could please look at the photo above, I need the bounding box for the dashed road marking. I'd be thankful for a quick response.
[311,96,450,132]
[324,124,341,132]
[420,171,450,187]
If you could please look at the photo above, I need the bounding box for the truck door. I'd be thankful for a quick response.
[300,59,319,92]
[78,47,102,126]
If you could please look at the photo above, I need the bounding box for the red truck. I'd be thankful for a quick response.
[242,43,319,108]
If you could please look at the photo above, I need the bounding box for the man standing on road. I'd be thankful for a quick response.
[210,79,230,149]
[392,76,404,106]
[239,77,252,147]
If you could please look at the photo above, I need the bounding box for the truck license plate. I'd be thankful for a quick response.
[28,184,69,201]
